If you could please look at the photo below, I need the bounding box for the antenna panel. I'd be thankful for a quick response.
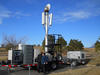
[42,12,45,25]
[49,13,53,26]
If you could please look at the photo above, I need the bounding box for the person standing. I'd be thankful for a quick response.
[37,53,42,73]
[41,53,48,73]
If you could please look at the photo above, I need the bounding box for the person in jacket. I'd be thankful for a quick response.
[37,53,42,73]
[41,53,48,73]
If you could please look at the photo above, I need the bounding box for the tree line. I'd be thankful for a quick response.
[42,36,100,52]
[1,34,26,50]
[95,37,100,52]
[1,34,100,52]
[42,36,84,52]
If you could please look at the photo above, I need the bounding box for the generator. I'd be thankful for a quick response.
[66,51,86,66]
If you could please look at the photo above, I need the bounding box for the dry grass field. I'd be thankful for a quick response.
[87,52,100,65]
[0,56,8,61]
[49,66,100,75]
[49,48,100,75]
[0,47,100,75]
[0,48,8,61]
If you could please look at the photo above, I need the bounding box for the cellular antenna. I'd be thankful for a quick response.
[42,4,53,53]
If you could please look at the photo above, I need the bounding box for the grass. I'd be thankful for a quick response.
[49,66,100,75]
[0,51,8,61]
[0,56,8,61]
[87,53,100,65]
[49,49,100,75]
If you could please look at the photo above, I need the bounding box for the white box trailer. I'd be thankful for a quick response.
[67,51,86,66]
[67,51,86,60]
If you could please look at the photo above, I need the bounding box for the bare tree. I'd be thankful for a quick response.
[2,34,27,50]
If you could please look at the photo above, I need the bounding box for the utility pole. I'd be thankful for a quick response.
[42,4,52,53]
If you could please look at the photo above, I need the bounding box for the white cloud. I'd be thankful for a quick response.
[54,11,91,23]
[66,11,91,19]
[54,0,100,23]
[16,11,31,17]
[11,11,31,19]
[0,5,31,24]
[0,5,11,24]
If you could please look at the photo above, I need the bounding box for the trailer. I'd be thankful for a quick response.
[8,44,40,67]
[66,51,86,66]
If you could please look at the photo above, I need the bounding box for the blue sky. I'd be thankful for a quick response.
[0,0,100,47]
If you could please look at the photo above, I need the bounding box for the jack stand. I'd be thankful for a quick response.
[28,65,31,75]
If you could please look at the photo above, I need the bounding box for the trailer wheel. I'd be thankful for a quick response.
[51,63,57,70]
[81,61,85,65]
[71,61,77,67]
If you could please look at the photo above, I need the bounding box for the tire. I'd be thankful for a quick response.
[57,54,62,61]
[51,63,57,70]
[81,61,85,65]
[71,61,77,67]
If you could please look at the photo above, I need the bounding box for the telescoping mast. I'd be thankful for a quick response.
[42,4,53,53]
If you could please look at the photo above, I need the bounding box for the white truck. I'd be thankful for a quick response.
[66,51,86,66]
